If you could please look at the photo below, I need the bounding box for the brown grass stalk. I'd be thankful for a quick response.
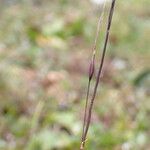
[80,0,116,149]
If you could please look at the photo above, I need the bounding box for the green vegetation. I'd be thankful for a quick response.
[0,0,149,150]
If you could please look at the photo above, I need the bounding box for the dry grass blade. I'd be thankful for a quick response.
[80,0,116,149]
[81,1,106,147]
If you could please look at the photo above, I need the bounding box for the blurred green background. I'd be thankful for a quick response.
[0,0,150,150]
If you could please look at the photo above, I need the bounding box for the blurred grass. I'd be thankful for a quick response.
[0,0,150,150]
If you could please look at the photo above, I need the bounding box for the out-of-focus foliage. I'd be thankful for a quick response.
[0,0,149,150]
